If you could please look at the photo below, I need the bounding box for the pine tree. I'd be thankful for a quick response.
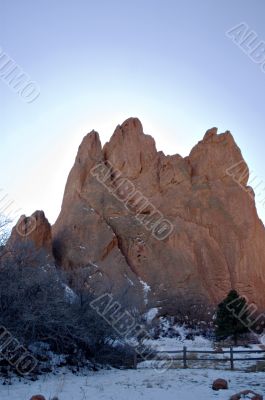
[215,290,250,345]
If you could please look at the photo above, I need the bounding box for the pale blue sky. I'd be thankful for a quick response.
[1,0,265,224]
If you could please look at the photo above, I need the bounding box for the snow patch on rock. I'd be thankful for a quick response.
[145,307,159,323]
[139,278,151,305]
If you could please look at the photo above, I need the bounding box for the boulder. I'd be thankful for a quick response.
[230,389,263,399]
[30,395,46,400]
[212,378,228,390]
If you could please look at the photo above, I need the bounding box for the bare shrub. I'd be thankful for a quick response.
[0,253,134,373]
[0,213,12,248]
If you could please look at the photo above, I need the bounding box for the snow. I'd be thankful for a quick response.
[141,333,265,372]
[1,327,264,399]
[62,284,77,303]
[90,262,99,268]
[259,334,265,345]
[145,334,212,351]
[124,275,134,286]
[82,207,95,212]
[145,319,213,350]
[145,308,159,323]
[139,278,151,305]
[1,368,264,400]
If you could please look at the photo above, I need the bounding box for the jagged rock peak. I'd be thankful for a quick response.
[103,117,157,179]
[6,210,53,263]
[76,130,102,164]
[189,126,248,184]
[203,127,218,142]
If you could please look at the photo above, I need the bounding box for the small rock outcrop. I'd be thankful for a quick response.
[8,210,52,251]
[6,210,54,265]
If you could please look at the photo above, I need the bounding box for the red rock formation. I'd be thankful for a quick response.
[50,117,265,313]
[6,118,264,314]
[6,210,53,264]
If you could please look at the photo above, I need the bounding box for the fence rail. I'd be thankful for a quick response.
[134,346,265,370]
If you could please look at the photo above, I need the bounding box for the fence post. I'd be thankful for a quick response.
[133,351,137,369]
[183,346,187,368]
[230,347,234,370]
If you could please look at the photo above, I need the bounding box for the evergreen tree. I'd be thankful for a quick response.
[215,290,250,345]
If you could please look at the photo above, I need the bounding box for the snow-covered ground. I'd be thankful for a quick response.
[142,335,265,370]
[145,330,213,351]
[0,368,264,400]
[1,328,264,399]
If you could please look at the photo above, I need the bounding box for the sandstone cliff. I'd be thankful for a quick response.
[7,118,265,314]
[51,118,265,313]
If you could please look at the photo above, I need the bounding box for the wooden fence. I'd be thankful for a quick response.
[134,346,265,370]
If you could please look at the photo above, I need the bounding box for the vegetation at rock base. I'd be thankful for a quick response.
[215,289,250,344]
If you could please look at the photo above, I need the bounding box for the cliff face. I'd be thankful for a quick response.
[8,118,265,314]
[49,117,265,312]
